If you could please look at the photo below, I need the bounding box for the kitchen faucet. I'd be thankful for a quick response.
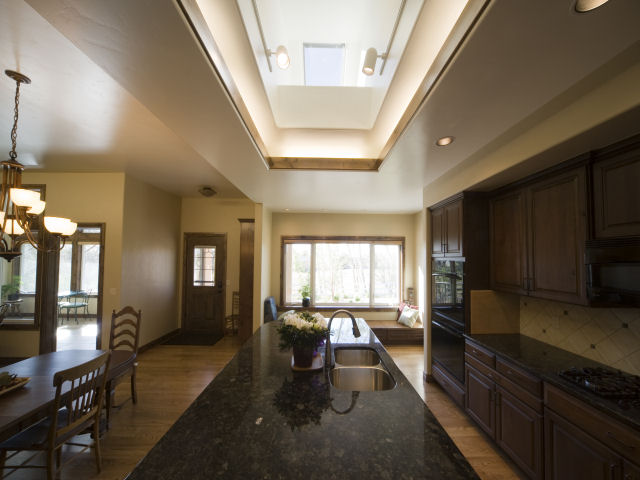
[325,309,361,369]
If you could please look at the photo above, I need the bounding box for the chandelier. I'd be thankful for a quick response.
[1,70,76,262]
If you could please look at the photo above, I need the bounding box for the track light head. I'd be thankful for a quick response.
[362,47,378,76]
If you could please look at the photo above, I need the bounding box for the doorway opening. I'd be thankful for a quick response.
[56,224,105,351]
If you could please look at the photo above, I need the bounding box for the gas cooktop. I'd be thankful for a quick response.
[559,366,640,410]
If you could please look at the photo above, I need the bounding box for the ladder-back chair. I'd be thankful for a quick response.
[105,306,141,428]
[0,351,111,479]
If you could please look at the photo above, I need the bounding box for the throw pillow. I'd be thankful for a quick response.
[398,306,420,328]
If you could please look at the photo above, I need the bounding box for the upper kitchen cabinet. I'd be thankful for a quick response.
[490,167,587,305]
[592,141,640,239]
[430,196,463,257]
[490,190,527,295]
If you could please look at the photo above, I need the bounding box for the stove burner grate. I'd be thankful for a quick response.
[558,366,640,402]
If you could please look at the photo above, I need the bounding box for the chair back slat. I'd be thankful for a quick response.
[109,306,142,353]
[50,352,110,444]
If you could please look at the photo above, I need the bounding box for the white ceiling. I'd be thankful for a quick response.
[1,0,639,212]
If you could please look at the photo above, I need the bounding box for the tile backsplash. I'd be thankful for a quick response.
[520,297,640,376]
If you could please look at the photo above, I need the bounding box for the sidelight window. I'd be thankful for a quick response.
[282,237,403,307]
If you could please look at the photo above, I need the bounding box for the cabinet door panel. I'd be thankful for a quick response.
[444,200,463,257]
[490,191,527,294]
[545,408,621,480]
[431,207,444,257]
[623,460,640,480]
[496,386,543,480]
[593,147,640,238]
[465,365,495,438]
[528,168,587,304]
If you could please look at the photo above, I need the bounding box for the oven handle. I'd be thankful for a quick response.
[432,320,463,337]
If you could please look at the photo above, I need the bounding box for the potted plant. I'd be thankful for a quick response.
[1,275,21,302]
[277,311,328,369]
[299,284,311,307]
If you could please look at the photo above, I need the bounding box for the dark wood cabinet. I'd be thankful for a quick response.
[465,341,544,480]
[430,197,463,257]
[496,386,543,480]
[545,408,621,480]
[490,190,527,294]
[465,364,495,437]
[624,460,640,480]
[592,144,640,238]
[490,167,587,304]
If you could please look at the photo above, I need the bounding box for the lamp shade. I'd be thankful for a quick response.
[5,219,24,235]
[10,188,40,208]
[363,47,378,76]
[27,199,46,215]
[44,216,75,235]
[275,45,290,69]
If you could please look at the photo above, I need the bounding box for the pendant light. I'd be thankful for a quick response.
[1,70,77,261]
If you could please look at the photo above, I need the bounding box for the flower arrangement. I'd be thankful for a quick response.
[277,311,328,350]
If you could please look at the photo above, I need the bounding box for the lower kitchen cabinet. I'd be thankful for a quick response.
[465,364,495,437]
[496,386,543,480]
[465,342,544,479]
[545,407,620,480]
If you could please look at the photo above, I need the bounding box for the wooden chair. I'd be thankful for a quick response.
[105,306,141,428]
[225,291,240,335]
[0,351,111,480]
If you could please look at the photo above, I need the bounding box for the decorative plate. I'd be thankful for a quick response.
[0,377,30,397]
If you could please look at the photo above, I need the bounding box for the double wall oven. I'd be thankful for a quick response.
[431,259,465,384]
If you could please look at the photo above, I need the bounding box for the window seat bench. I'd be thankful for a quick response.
[367,321,423,345]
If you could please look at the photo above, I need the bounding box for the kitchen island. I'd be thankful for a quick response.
[127,319,478,479]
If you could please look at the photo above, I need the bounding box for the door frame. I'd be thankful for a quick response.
[181,232,227,333]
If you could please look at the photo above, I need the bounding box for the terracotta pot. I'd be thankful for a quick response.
[292,345,314,368]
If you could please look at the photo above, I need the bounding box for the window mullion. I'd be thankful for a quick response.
[370,243,375,308]
[310,243,316,306]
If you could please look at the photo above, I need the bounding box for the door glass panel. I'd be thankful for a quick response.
[58,244,72,294]
[193,246,216,286]
[80,244,100,293]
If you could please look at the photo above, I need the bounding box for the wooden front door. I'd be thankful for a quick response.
[182,234,226,338]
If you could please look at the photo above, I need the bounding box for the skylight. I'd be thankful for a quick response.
[303,44,345,86]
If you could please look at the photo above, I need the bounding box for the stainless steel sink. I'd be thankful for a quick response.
[329,367,396,392]
[334,348,381,367]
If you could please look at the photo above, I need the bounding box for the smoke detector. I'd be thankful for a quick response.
[199,186,217,197]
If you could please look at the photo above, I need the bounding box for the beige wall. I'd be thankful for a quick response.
[256,205,272,330]
[0,172,126,355]
[121,176,181,346]
[180,198,255,320]
[269,212,417,321]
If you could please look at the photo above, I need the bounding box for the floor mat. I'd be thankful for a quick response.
[163,333,222,346]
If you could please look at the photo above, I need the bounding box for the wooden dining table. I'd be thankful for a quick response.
[0,349,133,443]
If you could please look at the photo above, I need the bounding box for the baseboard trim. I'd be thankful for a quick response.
[139,328,181,353]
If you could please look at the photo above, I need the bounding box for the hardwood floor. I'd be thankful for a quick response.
[2,340,523,479]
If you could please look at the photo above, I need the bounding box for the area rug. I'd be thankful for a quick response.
[163,333,222,346]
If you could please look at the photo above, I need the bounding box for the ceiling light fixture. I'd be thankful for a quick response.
[199,186,217,197]
[251,0,290,72]
[436,136,454,147]
[362,0,407,76]
[1,70,77,261]
[575,0,610,12]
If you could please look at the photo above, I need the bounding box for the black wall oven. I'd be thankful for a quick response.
[431,259,465,383]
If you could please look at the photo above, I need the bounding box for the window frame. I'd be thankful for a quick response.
[280,235,404,309]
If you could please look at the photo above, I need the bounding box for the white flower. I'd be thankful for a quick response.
[312,313,327,328]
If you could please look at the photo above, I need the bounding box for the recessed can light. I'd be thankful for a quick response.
[575,0,609,12]
[436,136,454,147]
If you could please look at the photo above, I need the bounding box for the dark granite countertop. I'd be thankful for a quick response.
[127,319,478,479]
[465,333,640,431]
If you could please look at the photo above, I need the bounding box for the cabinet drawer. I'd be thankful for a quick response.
[432,362,465,408]
[465,341,495,368]
[465,353,497,381]
[496,357,541,397]
[545,383,640,462]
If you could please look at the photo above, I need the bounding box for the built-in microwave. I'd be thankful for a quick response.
[585,238,640,307]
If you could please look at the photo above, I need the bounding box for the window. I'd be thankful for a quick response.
[193,246,216,286]
[58,243,73,293]
[80,244,100,293]
[18,243,38,294]
[282,237,403,307]
[304,43,345,86]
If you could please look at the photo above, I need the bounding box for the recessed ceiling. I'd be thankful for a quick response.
[185,0,480,168]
